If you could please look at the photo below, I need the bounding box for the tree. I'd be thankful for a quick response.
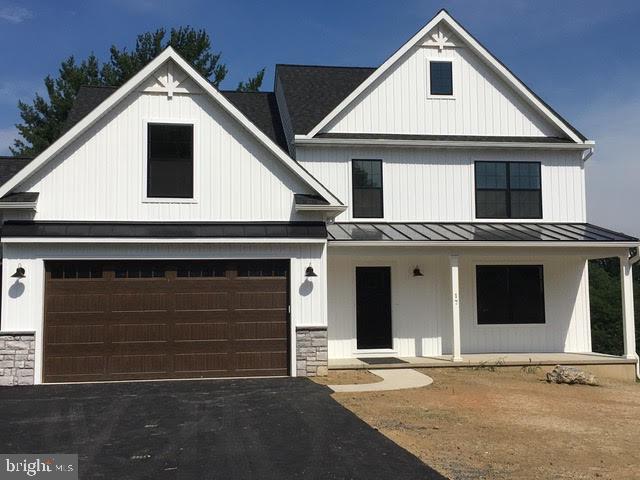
[11,27,264,156]
[588,257,640,356]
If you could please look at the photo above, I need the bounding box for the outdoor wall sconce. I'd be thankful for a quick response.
[412,266,424,277]
[305,265,318,277]
[11,265,26,279]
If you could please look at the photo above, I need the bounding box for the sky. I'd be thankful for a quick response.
[0,0,638,236]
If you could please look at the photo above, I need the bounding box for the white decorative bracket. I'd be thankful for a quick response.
[422,26,458,51]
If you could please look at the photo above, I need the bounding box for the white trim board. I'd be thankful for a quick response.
[304,10,588,144]
[0,47,344,208]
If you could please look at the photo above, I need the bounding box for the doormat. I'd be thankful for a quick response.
[357,357,408,365]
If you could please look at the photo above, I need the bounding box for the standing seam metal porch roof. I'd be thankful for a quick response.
[327,222,638,243]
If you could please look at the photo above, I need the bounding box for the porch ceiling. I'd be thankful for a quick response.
[327,222,638,245]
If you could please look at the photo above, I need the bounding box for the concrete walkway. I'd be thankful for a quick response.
[329,369,433,393]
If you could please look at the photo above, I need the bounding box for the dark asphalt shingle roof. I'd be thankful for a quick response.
[63,86,288,150]
[275,64,376,135]
[0,156,33,186]
[62,86,116,133]
[0,192,39,203]
[218,91,287,150]
[294,193,329,205]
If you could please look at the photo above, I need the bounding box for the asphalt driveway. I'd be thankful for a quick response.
[0,378,446,479]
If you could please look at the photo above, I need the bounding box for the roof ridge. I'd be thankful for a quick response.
[275,63,376,70]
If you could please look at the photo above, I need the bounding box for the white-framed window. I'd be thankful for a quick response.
[427,58,456,99]
[142,119,198,203]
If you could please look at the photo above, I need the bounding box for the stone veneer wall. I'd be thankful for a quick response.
[0,333,35,386]
[296,327,328,377]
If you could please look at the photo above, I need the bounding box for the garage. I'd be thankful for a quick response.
[43,260,289,383]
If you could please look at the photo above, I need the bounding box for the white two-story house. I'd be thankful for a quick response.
[0,10,637,385]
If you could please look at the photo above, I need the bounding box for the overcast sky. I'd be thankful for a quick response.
[0,0,638,236]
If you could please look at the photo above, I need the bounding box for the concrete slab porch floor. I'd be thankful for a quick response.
[330,353,639,382]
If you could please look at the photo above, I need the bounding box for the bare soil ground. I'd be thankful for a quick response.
[312,369,382,385]
[314,368,640,480]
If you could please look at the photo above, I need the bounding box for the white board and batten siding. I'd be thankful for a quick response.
[2,242,328,383]
[327,252,591,359]
[17,79,318,222]
[297,146,586,223]
[322,27,563,138]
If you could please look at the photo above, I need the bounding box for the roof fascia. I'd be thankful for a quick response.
[295,136,594,151]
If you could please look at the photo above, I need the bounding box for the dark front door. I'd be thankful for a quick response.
[356,267,392,349]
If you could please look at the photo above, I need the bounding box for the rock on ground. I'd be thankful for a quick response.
[546,365,598,386]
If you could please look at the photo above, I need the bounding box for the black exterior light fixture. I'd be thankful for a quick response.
[11,265,26,279]
[305,264,318,277]
[412,266,424,277]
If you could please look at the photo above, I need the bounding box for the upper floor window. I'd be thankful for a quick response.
[475,161,542,219]
[429,61,453,96]
[147,123,193,198]
[352,159,383,218]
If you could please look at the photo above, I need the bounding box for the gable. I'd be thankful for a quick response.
[0,48,343,210]
[306,10,587,143]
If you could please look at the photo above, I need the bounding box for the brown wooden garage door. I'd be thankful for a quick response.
[43,260,289,383]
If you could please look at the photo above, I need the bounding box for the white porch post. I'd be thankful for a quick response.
[450,255,462,362]
[620,256,637,360]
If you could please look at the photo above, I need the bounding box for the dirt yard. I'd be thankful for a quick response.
[315,368,640,480]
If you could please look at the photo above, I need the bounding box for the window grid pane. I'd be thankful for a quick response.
[475,161,541,219]
[352,160,383,218]
[476,265,545,325]
[430,61,453,96]
[147,124,194,198]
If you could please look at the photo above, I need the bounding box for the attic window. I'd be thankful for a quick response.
[147,123,194,199]
[429,61,453,96]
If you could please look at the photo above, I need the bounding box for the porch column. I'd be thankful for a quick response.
[620,256,637,360]
[450,255,462,362]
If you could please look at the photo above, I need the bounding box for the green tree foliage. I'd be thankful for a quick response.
[12,27,264,156]
[589,257,639,355]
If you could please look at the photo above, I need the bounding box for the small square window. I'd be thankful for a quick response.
[429,61,453,96]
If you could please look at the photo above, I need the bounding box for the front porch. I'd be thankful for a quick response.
[325,222,639,380]
[329,352,638,382]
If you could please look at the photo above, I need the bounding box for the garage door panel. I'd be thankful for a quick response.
[46,294,108,314]
[109,323,169,344]
[173,322,228,341]
[234,291,287,310]
[234,321,287,340]
[46,324,105,345]
[109,354,168,375]
[110,293,169,313]
[174,291,230,311]
[46,355,106,378]
[235,351,288,372]
[44,260,289,382]
[174,352,228,373]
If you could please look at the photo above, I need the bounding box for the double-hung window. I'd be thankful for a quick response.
[352,160,383,218]
[475,161,542,218]
[476,265,546,325]
[147,123,194,199]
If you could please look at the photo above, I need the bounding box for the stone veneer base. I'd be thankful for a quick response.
[0,332,35,386]
[296,327,328,377]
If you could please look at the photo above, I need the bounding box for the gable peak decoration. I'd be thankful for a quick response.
[422,25,458,51]
[141,60,202,98]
